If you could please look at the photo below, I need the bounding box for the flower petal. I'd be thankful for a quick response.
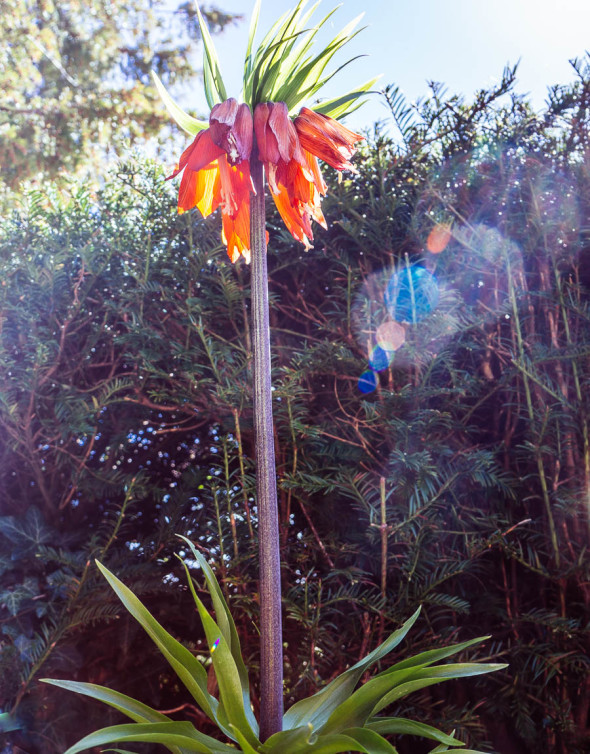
[254,102,280,165]
[268,101,294,163]
[177,161,222,216]
[233,103,254,163]
[271,184,313,247]
[185,129,226,173]
[195,164,222,217]
[294,107,363,171]
[218,157,253,262]
[209,98,253,165]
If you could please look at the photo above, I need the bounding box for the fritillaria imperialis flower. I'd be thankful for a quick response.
[168,98,254,263]
[154,0,376,263]
[170,98,363,259]
[255,101,328,250]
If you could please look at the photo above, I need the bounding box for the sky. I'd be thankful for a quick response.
[187,0,590,132]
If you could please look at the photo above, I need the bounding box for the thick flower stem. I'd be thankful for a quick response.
[250,155,283,740]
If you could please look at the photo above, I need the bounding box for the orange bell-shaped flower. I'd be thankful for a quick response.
[168,98,254,262]
[294,107,363,172]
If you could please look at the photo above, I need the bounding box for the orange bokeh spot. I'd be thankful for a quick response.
[427,224,452,254]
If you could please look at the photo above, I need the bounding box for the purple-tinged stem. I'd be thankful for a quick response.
[249,155,283,740]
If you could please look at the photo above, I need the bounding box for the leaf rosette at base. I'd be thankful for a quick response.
[44,537,506,754]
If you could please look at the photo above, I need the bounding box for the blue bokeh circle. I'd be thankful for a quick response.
[385,266,439,323]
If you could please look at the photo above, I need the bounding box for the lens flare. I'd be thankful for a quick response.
[427,224,452,254]
[358,370,378,394]
[368,344,393,371]
[385,266,440,323]
[376,320,406,352]
[211,638,221,653]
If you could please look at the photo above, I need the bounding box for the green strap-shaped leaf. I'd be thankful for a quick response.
[179,538,258,736]
[283,608,421,731]
[41,680,233,754]
[250,0,307,105]
[299,733,371,754]
[245,2,293,99]
[62,721,237,754]
[321,661,506,734]
[257,1,327,99]
[179,538,250,683]
[264,725,395,754]
[94,562,220,729]
[340,727,399,754]
[243,0,262,88]
[230,725,262,754]
[177,556,260,747]
[41,679,170,724]
[374,636,492,677]
[151,72,208,136]
[367,717,463,747]
[318,666,423,735]
[313,77,381,120]
[195,1,227,107]
[371,663,507,715]
[265,727,373,754]
[263,724,316,754]
[242,0,374,117]
[276,15,365,108]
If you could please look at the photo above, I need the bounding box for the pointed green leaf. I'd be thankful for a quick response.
[301,733,371,754]
[203,54,220,109]
[178,536,256,735]
[289,16,365,96]
[230,725,261,754]
[195,1,227,105]
[244,4,294,102]
[341,728,399,754]
[176,554,260,747]
[255,29,315,103]
[264,728,373,754]
[151,72,207,135]
[319,666,420,735]
[94,562,219,728]
[261,1,327,99]
[62,721,236,754]
[283,608,421,731]
[274,14,365,107]
[244,0,262,85]
[321,660,505,735]
[42,679,236,754]
[313,77,381,119]
[372,663,507,715]
[263,724,315,754]
[367,718,463,747]
[250,0,307,104]
[41,679,171,724]
[374,636,492,677]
